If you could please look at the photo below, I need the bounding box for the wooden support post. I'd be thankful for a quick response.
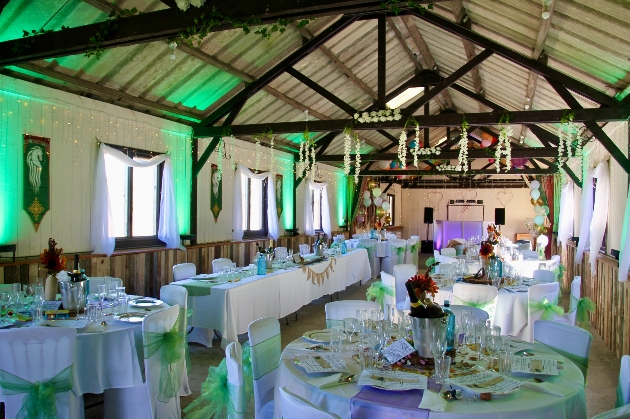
[378,15,387,109]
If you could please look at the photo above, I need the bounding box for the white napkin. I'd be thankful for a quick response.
[307,373,342,389]
[83,322,107,333]
[521,381,572,397]
[418,390,448,412]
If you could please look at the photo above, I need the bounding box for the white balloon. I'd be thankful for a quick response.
[374,197,383,207]
[534,215,544,225]
[530,189,540,200]
[363,197,372,207]
[381,202,390,211]
[372,188,382,198]
[363,191,371,199]
[530,180,540,189]
[534,204,542,214]
[378,161,391,170]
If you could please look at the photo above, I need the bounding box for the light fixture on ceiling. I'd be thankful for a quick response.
[524,96,530,109]
[386,87,425,109]
[541,1,551,19]
[520,135,524,144]
[169,42,177,60]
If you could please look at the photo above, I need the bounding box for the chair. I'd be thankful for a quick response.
[533,269,555,283]
[448,304,489,327]
[172,263,196,281]
[0,328,84,419]
[88,277,123,290]
[278,387,341,419]
[406,237,419,266]
[380,272,400,316]
[160,285,191,396]
[325,300,380,328]
[591,405,630,419]
[533,320,592,381]
[441,248,456,256]
[226,341,246,419]
[521,250,540,260]
[393,264,417,310]
[619,355,630,407]
[274,247,287,260]
[517,241,532,251]
[104,305,184,419]
[358,238,379,279]
[298,244,310,255]
[382,239,406,276]
[520,282,561,342]
[555,277,582,326]
[452,283,498,317]
[213,258,233,274]
[248,317,281,419]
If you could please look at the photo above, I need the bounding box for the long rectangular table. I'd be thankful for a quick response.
[175,249,371,348]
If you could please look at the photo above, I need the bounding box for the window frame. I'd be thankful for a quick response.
[242,176,269,239]
[106,144,166,250]
[312,184,324,233]
[387,193,395,226]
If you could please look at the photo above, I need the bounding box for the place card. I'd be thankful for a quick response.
[358,369,428,390]
[512,357,559,375]
[294,353,348,373]
[382,339,416,364]
[42,301,62,311]
[449,371,521,394]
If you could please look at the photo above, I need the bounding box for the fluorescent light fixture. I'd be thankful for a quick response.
[386,87,424,109]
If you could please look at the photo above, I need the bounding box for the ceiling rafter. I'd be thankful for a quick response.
[316,148,563,162]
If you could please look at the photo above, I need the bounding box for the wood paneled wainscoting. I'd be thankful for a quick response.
[0,234,346,297]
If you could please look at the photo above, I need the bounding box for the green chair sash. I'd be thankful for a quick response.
[366,281,395,309]
[393,245,406,265]
[536,341,589,382]
[452,295,495,315]
[250,334,281,380]
[143,316,186,403]
[529,297,564,321]
[183,358,242,419]
[569,296,596,329]
[241,341,253,398]
[358,243,376,262]
[615,382,625,408]
[409,243,419,266]
[181,307,193,375]
[0,364,73,419]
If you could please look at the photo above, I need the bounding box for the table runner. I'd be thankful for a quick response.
[179,281,222,296]
[351,387,429,419]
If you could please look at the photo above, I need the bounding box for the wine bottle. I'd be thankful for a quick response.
[268,239,274,255]
[71,254,81,282]
[405,281,428,318]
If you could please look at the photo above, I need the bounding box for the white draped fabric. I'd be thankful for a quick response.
[233,164,279,241]
[589,161,610,275]
[575,169,594,264]
[303,180,332,237]
[618,187,630,282]
[557,182,574,246]
[91,144,182,256]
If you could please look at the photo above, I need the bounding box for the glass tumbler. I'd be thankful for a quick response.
[330,326,345,352]
[434,355,452,384]
[498,350,513,376]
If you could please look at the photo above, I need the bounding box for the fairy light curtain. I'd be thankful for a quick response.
[91,144,182,256]
[233,164,279,241]
[303,180,331,237]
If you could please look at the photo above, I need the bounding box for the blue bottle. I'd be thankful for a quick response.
[443,300,456,353]
[341,241,347,255]
[256,253,267,275]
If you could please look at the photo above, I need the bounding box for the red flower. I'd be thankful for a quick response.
[40,238,66,273]
[407,274,439,297]
[479,242,494,259]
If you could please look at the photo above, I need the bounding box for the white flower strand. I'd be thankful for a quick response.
[398,129,407,168]
[457,124,469,172]
[309,144,316,180]
[254,137,261,172]
[354,135,361,184]
[557,120,585,167]
[229,136,236,170]
[437,164,460,172]
[298,141,305,177]
[269,136,275,174]
[343,131,352,175]
[495,125,513,173]
[216,138,223,181]
[355,108,402,123]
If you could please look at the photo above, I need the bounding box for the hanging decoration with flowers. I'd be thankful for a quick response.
[557,110,585,167]
[254,136,262,173]
[457,116,469,172]
[398,128,408,168]
[495,113,513,173]
[229,135,237,170]
[354,108,402,123]
[343,124,353,175]
[354,135,362,185]
[261,128,274,174]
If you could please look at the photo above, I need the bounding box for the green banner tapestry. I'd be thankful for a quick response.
[23,135,50,232]
[211,164,222,223]
[275,174,283,218]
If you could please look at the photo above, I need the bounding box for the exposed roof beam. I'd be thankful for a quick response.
[317,148,563,162]
[363,168,555,176]
[159,0,178,8]
[378,15,387,109]
[387,17,423,72]
[81,0,118,13]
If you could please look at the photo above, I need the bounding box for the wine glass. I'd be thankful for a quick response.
[97,284,106,309]
[486,335,501,370]
[344,318,357,345]
[0,292,10,321]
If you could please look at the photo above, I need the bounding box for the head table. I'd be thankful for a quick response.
[274,338,586,419]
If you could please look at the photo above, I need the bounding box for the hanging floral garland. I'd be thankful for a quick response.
[354,134,362,185]
[216,138,224,181]
[310,142,316,180]
[457,116,469,172]
[557,110,585,167]
[262,128,274,173]
[343,124,353,175]
[354,108,402,123]
[229,135,237,170]
[398,129,408,168]
[254,136,261,173]
[495,113,513,173]
[269,136,275,173]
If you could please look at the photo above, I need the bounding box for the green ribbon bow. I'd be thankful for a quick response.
[452,296,495,315]
[144,316,186,403]
[182,308,193,375]
[394,245,406,265]
[0,364,73,419]
[570,295,596,329]
[409,243,419,265]
[358,243,375,261]
[529,297,564,320]
[553,264,566,281]
[241,341,254,399]
[366,281,395,309]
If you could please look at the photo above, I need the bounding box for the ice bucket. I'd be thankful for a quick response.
[59,280,87,316]
[411,315,447,358]
[314,243,324,257]
[265,253,274,269]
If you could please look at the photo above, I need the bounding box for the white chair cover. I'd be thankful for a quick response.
[325,300,380,328]
[434,250,440,259]
[299,244,310,255]
[226,342,246,419]
[104,305,183,419]
[172,263,196,281]
[619,355,630,407]
[520,282,560,342]
[213,258,234,273]
[441,248,456,256]
[533,269,555,283]
[278,387,341,419]
[452,283,498,319]
[0,328,84,419]
[248,317,280,419]
[533,320,592,380]
[160,285,191,396]
[448,304,489,326]
[358,239,379,279]
[556,277,581,326]
[380,272,400,317]
[591,405,630,419]
[274,247,287,260]
[389,239,407,268]
[521,250,540,260]
[88,277,123,290]
[393,264,417,310]
[406,238,419,267]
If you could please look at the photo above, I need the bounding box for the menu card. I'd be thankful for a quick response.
[506,339,534,353]
[358,369,427,390]
[449,371,521,394]
[42,301,62,311]
[382,339,416,364]
[295,354,348,373]
[512,357,559,375]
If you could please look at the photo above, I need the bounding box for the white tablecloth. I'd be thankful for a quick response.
[180,249,371,348]
[274,339,586,419]
[437,257,555,278]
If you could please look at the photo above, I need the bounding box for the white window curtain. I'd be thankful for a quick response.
[618,186,630,282]
[575,168,594,264]
[557,181,574,246]
[589,161,610,275]
[233,164,279,241]
[303,180,332,237]
[91,144,183,256]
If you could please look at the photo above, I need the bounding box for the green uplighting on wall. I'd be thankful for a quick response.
[282,157,295,230]
[337,172,347,227]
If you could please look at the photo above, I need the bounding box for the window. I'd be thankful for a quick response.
[386,194,395,226]
[312,187,323,232]
[105,145,164,249]
[242,177,268,238]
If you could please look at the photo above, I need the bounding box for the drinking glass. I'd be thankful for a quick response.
[486,335,501,370]
[500,335,511,352]
[0,292,10,320]
[97,284,106,308]
[434,356,452,385]
[34,285,44,299]
[11,283,21,307]
[491,326,501,337]
[358,345,374,370]
[498,351,513,376]
[87,304,99,322]
[32,305,43,324]
[104,277,112,293]
[118,296,129,314]
[344,318,357,345]
[330,326,345,353]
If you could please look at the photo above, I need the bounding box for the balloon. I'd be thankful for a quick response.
[409,140,417,149]
[537,198,544,206]
[512,158,527,169]
[390,161,398,169]
[363,191,371,199]
[384,215,392,225]
[481,138,492,148]
[534,204,542,214]
[356,215,365,223]
[542,205,549,215]
[372,188,382,198]
[530,180,540,189]
[381,202,390,211]
[488,158,495,163]
[378,161,391,170]
[375,207,386,219]
[530,198,536,205]
[542,227,549,234]
[367,179,377,189]
[363,197,372,207]
[396,175,407,180]
[374,197,383,207]
[530,189,540,200]
[534,215,544,225]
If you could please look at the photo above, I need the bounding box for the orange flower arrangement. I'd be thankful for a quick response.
[479,242,494,259]
[40,238,66,274]
[407,274,439,299]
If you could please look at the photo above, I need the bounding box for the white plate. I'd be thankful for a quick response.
[191,273,221,280]
[303,329,331,343]
[41,320,82,328]
[115,312,149,323]
[129,298,163,307]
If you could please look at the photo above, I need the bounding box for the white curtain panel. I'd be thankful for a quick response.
[589,161,610,275]
[575,169,594,264]
[91,144,182,256]
[618,187,630,282]
[303,180,332,237]
[557,182,575,246]
[233,164,279,241]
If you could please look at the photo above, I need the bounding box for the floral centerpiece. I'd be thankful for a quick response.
[479,223,501,260]
[405,258,443,318]
[40,238,66,300]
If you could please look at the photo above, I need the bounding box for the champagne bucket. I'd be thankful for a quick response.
[411,316,447,358]
[314,244,324,257]
[265,253,274,269]
[59,281,87,315]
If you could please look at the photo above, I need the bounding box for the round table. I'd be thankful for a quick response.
[274,338,586,419]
